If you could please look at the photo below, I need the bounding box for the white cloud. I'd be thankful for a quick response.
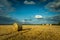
[24,0,36,4]
[35,15,43,19]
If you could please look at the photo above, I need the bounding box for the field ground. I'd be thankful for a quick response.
[0,25,60,40]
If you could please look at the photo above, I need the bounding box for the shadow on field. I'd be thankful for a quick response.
[22,28,32,31]
[21,28,32,33]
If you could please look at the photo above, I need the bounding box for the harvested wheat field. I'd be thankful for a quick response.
[0,25,60,40]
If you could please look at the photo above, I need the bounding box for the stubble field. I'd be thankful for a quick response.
[0,25,60,40]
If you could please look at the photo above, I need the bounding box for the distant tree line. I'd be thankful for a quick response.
[58,22,60,25]
[52,22,60,25]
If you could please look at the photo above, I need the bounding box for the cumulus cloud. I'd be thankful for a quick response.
[45,0,60,12]
[24,0,36,4]
[35,15,43,19]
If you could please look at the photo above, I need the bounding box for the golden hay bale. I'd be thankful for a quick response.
[46,24,49,25]
[0,23,18,35]
[42,24,45,25]
[13,23,18,31]
[50,24,52,26]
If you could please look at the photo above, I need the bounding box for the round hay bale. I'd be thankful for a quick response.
[13,23,18,31]
[50,24,52,26]
[0,23,18,35]
[18,24,22,31]
[46,24,49,25]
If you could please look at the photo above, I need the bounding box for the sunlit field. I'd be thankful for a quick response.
[0,25,60,40]
[22,25,60,40]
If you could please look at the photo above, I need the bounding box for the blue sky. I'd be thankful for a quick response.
[0,0,60,24]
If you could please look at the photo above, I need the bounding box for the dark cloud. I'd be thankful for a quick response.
[46,15,60,24]
[0,16,15,24]
[0,0,16,16]
[39,0,47,2]
[36,15,60,24]
[0,15,22,24]
[50,15,60,21]
[45,0,60,12]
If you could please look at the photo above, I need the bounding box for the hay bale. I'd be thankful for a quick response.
[13,23,18,31]
[0,23,18,35]
[50,24,52,26]
[42,24,45,25]
[46,24,49,25]
[18,24,22,31]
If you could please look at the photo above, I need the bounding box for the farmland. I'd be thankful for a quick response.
[0,25,60,40]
